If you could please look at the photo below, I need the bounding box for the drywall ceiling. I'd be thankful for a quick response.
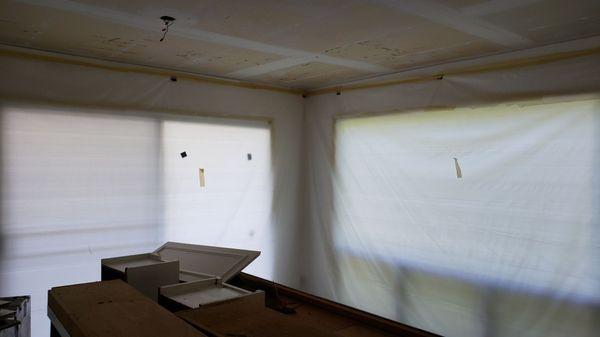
[1,0,599,90]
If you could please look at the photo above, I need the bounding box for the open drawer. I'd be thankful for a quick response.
[159,278,264,311]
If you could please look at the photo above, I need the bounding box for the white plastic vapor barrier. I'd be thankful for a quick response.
[161,117,273,277]
[0,106,274,337]
[332,98,600,337]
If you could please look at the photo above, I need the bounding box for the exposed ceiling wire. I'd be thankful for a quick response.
[159,16,176,42]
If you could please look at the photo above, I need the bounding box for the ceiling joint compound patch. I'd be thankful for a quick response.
[13,0,389,75]
[370,0,532,47]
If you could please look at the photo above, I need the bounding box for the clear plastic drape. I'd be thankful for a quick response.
[302,96,600,336]
[302,46,600,336]
[331,98,599,336]
[0,106,274,337]
[160,116,274,277]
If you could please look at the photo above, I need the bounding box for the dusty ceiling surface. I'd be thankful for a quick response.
[1,0,599,90]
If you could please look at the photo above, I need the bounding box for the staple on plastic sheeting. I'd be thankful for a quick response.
[180,151,187,158]
[199,168,205,187]
[454,158,462,178]
[247,153,252,160]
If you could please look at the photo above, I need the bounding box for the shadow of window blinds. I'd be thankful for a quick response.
[333,97,600,337]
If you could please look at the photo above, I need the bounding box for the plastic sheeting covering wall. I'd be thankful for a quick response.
[303,42,600,337]
[0,107,162,336]
[0,106,273,336]
[160,117,274,277]
[0,48,303,337]
[334,98,599,336]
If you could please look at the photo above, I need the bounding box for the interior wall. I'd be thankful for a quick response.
[0,47,305,287]
[302,39,600,336]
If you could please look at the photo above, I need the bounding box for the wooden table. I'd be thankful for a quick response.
[177,292,400,337]
[48,280,206,337]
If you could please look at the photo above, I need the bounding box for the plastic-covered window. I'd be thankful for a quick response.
[0,106,273,337]
[333,98,600,337]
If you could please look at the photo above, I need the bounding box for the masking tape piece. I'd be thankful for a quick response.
[199,168,206,187]
[454,158,462,178]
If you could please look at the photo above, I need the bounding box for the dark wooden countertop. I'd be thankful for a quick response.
[48,279,207,337]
